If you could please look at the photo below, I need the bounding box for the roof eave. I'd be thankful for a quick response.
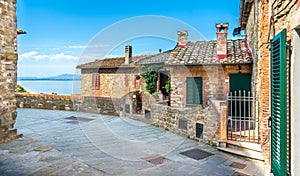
[239,0,254,30]
[165,62,253,67]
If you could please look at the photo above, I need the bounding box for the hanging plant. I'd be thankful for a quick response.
[140,65,162,94]
[164,79,171,95]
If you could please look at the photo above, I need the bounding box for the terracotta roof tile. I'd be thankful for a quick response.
[136,50,171,65]
[77,39,252,69]
[76,55,146,69]
[167,39,252,65]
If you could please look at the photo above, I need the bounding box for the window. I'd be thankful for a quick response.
[186,77,202,104]
[196,123,204,139]
[92,73,100,90]
[178,119,188,130]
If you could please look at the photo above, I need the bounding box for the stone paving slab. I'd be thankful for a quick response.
[0,108,267,176]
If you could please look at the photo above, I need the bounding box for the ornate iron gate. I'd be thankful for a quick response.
[227,90,259,143]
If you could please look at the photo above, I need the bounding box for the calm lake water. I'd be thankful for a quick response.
[17,80,81,95]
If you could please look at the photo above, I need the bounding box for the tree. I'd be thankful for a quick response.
[17,85,29,93]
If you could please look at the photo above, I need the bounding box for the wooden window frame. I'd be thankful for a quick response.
[92,73,100,90]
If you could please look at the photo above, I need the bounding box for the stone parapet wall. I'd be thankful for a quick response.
[0,0,21,143]
[122,91,225,145]
[16,93,77,111]
[80,96,121,115]
[151,103,221,145]
[16,94,121,116]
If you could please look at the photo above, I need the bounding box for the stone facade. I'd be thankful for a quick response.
[16,94,122,116]
[169,65,252,107]
[241,0,300,172]
[0,0,21,143]
[81,68,141,99]
[121,92,227,145]
[151,102,223,145]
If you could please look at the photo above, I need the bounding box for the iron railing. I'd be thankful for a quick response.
[227,90,259,143]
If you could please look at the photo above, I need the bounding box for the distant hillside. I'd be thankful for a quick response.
[18,74,81,81]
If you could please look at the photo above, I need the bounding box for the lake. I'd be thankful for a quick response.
[17,80,81,95]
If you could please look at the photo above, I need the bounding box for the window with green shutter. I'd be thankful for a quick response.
[186,77,202,104]
[271,29,288,176]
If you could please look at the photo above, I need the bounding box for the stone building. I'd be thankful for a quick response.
[76,46,145,99]
[77,23,256,146]
[0,0,22,143]
[166,23,253,108]
[239,0,300,175]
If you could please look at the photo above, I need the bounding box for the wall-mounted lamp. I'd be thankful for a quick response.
[233,27,245,37]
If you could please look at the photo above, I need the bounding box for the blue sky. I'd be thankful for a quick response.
[17,0,240,77]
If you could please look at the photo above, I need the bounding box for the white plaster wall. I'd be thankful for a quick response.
[291,28,300,176]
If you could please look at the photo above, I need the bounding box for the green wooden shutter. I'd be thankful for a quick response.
[186,77,202,104]
[271,29,288,176]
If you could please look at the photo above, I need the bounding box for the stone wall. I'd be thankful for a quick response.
[16,94,122,116]
[151,103,222,145]
[17,94,77,111]
[244,0,300,163]
[0,0,21,143]
[169,65,252,108]
[243,0,300,166]
[121,91,226,145]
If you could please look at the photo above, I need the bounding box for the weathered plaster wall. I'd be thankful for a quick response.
[0,0,21,143]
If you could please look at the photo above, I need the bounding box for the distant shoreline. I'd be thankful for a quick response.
[18,79,81,81]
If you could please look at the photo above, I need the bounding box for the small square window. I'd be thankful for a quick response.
[125,104,130,114]
[179,119,188,130]
[145,110,151,119]
[196,123,204,139]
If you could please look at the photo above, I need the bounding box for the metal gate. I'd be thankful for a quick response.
[270,29,289,176]
[227,90,259,143]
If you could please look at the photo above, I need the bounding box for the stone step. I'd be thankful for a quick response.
[217,146,264,161]
[227,141,262,152]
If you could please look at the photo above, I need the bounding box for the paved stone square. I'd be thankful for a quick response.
[0,109,266,176]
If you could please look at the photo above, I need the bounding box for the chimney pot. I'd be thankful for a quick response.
[125,45,132,64]
[216,23,228,59]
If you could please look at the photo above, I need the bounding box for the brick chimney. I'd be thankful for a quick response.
[216,23,228,59]
[125,45,132,64]
[177,30,188,48]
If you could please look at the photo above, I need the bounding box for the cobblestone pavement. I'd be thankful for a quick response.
[0,109,266,176]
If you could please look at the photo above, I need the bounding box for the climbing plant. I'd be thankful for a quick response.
[140,65,162,94]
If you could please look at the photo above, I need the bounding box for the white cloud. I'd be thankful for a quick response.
[68,45,86,49]
[19,51,38,59]
[67,44,110,49]
[19,51,78,61]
